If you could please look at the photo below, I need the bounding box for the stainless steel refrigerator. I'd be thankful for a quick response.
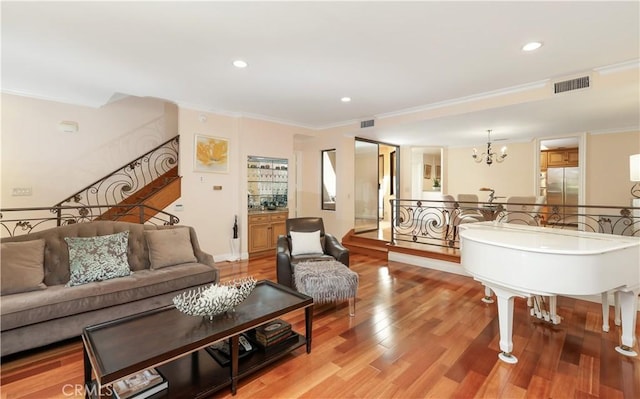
[546,167,579,225]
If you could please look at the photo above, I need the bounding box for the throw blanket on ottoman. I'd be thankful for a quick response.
[294,261,358,316]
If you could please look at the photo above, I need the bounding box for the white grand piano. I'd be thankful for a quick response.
[459,222,640,364]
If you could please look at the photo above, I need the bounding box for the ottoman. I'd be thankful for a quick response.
[294,260,359,316]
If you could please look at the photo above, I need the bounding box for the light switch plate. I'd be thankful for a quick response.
[12,187,32,196]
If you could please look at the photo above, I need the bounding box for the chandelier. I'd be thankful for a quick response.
[472,130,507,166]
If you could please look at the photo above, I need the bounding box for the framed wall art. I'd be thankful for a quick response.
[424,164,432,179]
[194,134,229,173]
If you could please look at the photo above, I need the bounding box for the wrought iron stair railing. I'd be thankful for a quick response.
[53,135,180,224]
[0,204,179,237]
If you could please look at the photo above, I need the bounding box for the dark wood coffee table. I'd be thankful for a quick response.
[82,280,313,398]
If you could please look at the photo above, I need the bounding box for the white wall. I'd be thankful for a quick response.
[1,94,176,208]
[174,109,314,260]
[446,140,536,201]
[586,131,640,206]
[295,126,355,239]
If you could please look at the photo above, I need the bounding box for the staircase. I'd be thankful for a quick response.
[96,167,181,223]
[56,136,181,224]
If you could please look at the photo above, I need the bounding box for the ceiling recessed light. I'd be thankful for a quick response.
[233,60,248,68]
[522,42,543,52]
[341,97,352,103]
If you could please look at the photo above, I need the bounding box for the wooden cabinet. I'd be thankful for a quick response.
[248,211,287,257]
[540,151,548,171]
[546,148,579,167]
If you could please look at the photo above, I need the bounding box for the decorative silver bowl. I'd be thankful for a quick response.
[173,277,257,320]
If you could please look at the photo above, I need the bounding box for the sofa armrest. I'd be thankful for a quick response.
[194,250,215,268]
[324,234,350,267]
[181,226,216,268]
[276,235,294,288]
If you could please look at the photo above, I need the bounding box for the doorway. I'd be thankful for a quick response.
[538,135,584,227]
[354,138,399,236]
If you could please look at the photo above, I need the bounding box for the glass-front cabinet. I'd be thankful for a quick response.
[247,156,288,258]
[247,156,288,210]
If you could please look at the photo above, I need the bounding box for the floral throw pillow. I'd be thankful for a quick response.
[65,231,132,287]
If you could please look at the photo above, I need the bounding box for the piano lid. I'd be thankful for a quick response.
[459,222,640,255]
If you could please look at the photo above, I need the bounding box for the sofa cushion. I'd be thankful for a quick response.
[290,230,323,256]
[0,262,217,331]
[1,240,47,295]
[65,231,132,287]
[145,228,197,269]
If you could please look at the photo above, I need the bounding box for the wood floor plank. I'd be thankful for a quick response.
[424,375,459,398]
[577,353,600,396]
[473,362,514,398]
[1,253,639,398]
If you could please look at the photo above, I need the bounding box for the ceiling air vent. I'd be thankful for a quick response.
[554,76,590,94]
[360,119,375,128]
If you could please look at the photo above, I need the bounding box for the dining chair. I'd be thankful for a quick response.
[457,194,484,220]
[442,195,483,244]
[505,196,545,225]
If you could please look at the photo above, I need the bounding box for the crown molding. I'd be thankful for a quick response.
[175,101,318,130]
[374,80,549,121]
[1,88,105,108]
[594,59,640,75]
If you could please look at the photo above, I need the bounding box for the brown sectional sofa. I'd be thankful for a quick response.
[0,221,218,357]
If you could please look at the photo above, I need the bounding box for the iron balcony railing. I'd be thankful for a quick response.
[0,204,179,237]
[390,198,640,250]
[53,135,179,224]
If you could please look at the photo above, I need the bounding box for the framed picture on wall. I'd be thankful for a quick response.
[194,134,229,173]
[424,164,432,179]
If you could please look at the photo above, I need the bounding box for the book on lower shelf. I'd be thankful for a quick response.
[255,319,291,340]
[254,329,293,347]
[259,332,300,351]
[112,368,168,399]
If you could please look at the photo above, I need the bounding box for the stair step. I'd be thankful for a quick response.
[344,241,388,252]
[388,244,461,264]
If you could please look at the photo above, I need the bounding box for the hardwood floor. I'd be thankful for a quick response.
[1,254,639,398]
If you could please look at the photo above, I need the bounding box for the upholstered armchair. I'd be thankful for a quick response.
[276,217,350,288]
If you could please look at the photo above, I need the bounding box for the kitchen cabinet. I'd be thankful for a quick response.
[546,148,579,167]
[540,151,548,171]
[248,211,287,258]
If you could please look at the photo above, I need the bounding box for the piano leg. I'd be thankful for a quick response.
[491,286,520,364]
[614,291,621,327]
[481,286,494,303]
[615,289,639,357]
[601,292,610,332]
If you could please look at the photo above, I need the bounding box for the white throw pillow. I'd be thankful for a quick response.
[290,230,323,256]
